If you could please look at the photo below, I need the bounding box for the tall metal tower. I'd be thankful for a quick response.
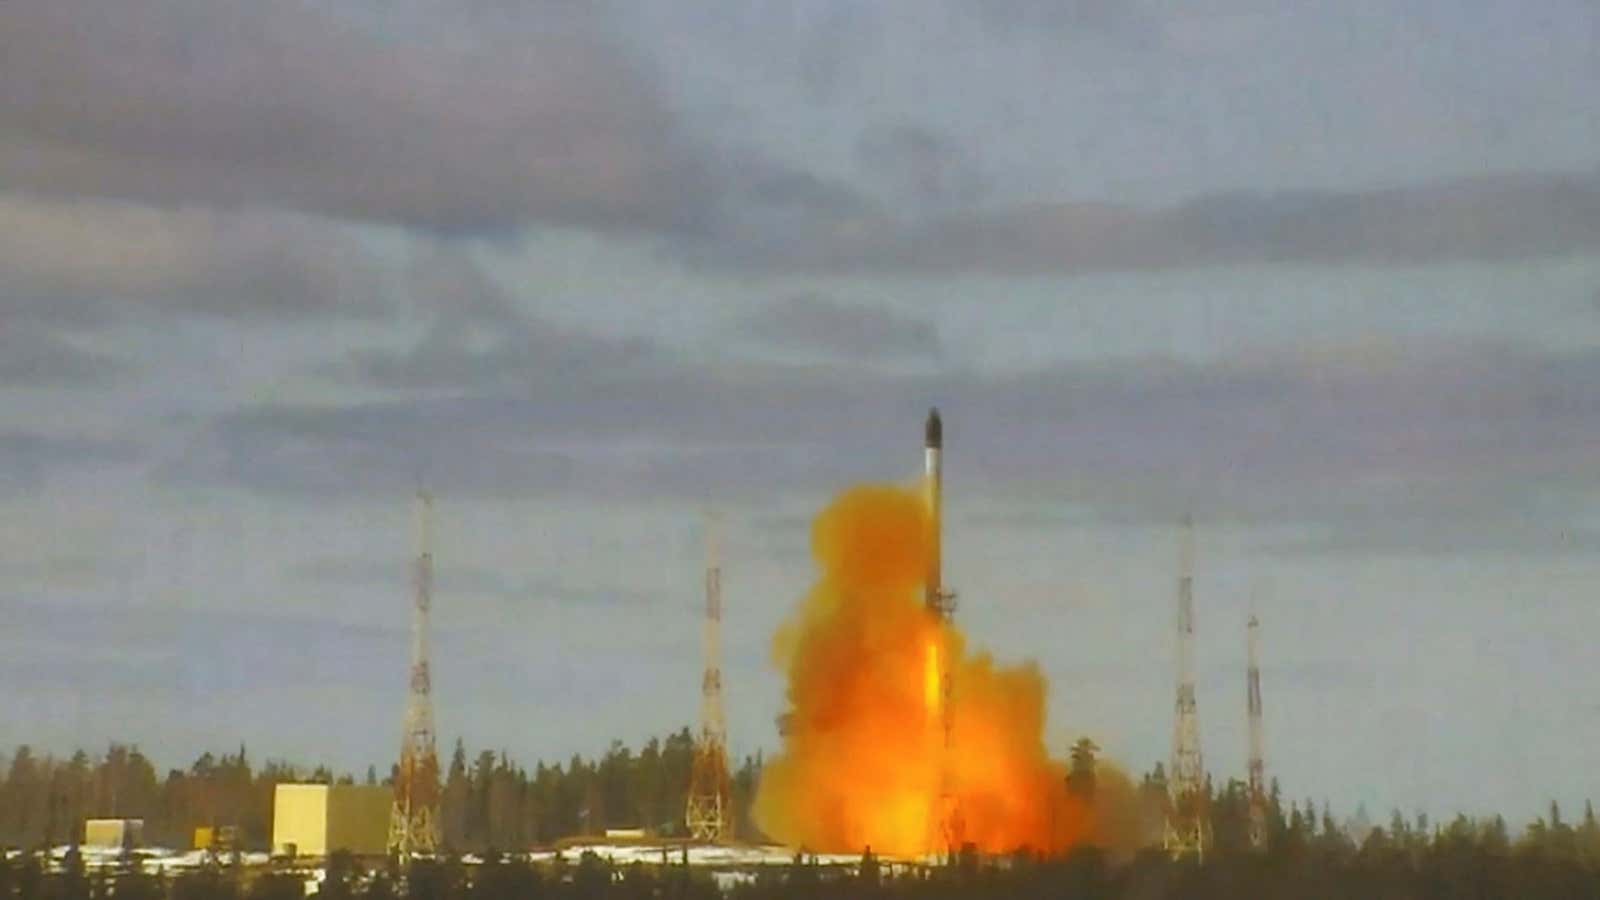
[1247,608,1267,850]
[389,491,442,856]
[1164,515,1209,861]
[686,514,733,842]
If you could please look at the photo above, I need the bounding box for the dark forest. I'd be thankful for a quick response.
[5,734,1600,899]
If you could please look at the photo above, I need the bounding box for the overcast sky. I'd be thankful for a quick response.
[2,0,1599,827]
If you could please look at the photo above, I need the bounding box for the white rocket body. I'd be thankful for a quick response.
[924,409,944,616]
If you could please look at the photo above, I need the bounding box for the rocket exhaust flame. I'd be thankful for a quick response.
[753,482,1143,859]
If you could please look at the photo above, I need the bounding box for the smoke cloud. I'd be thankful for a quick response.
[753,483,1142,858]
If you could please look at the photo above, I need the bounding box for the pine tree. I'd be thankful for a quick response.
[1580,800,1600,862]
[1484,814,1510,854]
[1067,738,1099,800]
[444,739,469,850]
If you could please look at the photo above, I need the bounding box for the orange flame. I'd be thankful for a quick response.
[753,483,1139,858]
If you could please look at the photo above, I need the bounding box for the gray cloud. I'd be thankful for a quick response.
[1261,520,1600,559]
[961,0,1159,44]
[1166,171,1600,265]
[1245,660,1377,694]
[0,432,141,492]
[732,167,1600,274]
[856,124,987,217]
[0,597,402,695]
[169,332,1600,555]
[0,555,137,585]
[673,157,880,268]
[290,557,410,589]
[292,557,655,609]
[346,327,658,392]
[0,327,126,386]
[0,0,709,235]
[794,6,881,103]
[328,254,663,392]
[737,294,942,361]
[8,0,1590,281]
[0,195,388,325]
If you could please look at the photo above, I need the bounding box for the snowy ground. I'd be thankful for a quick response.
[530,843,865,868]
[10,841,925,890]
[17,846,273,874]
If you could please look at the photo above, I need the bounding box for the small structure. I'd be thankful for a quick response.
[194,825,240,852]
[84,819,144,849]
[272,784,390,857]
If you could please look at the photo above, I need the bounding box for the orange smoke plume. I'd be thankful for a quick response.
[753,483,1138,858]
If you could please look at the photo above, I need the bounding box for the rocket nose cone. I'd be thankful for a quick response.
[925,407,942,448]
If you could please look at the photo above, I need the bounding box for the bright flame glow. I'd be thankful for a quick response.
[753,483,1142,858]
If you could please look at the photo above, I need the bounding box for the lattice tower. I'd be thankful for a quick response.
[1247,608,1267,850]
[389,491,442,856]
[686,515,734,842]
[1163,515,1210,861]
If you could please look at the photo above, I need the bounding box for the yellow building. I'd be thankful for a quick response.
[84,819,143,849]
[271,784,391,857]
[194,825,240,851]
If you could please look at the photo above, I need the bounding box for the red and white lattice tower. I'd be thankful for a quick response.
[686,514,733,842]
[1164,514,1210,861]
[1247,607,1267,850]
[389,491,442,856]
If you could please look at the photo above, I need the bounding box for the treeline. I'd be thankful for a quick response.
[4,826,1600,900]
[6,736,1600,898]
[433,734,765,849]
[0,731,765,851]
[1125,760,1598,862]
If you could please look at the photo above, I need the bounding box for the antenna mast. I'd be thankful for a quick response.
[686,514,734,842]
[389,491,442,856]
[1164,514,1209,861]
[1247,602,1267,849]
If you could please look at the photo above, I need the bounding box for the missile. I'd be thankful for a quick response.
[924,408,946,618]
